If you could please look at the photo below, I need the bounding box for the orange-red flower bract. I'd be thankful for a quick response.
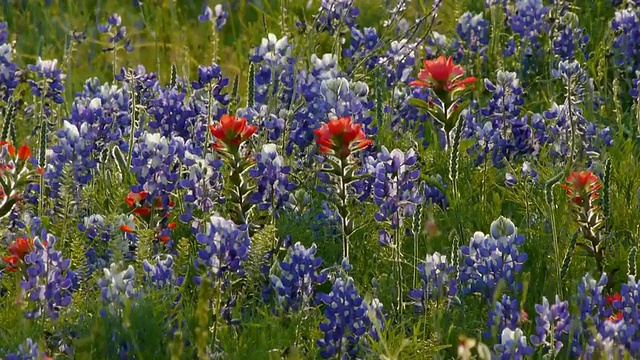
[560,171,602,205]
[410,55,477,92]
[125,191,175,217]
[313,117,372,158]
[126,191,152,216]
[209,114,257,150]
[17,144,31,160]
[0,141,15,156]
[2,237,33,271]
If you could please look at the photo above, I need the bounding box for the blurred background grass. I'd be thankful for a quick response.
[2,0,465,103]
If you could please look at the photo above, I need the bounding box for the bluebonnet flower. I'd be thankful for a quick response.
[177,144,224,225]
[553,12,589,61]
[195,215,250,279]
[147,87,198,139]
[269,242,328,312]
[611,8,640,71]
[473,70,534,167]
[316,273,374,359]
[424,31,449,59]
[311,200,342,240]
[544,61,612,161]
[288,54,341,153]
[0,21,7,44]
[567,273,609,357]
[342,27,379,71]
[485,294,522,341]
[48,119,98,198]
[494,327,534,360]
[143,255,175,288]
[372,147,421,244]
[530,296,571,356]
[0,25,21,100]
[77,214,113,272]
[249,33,294,112]
[27,57,65,105]
[507,0,550,58]
[248,144,296,216]
[114,65,159,101]
[321,78,375,137]
[315,0,360,34]
[198,3,228,31]
[408,252,458,312]
[20,230,74,320]
[381,39,417,87]
[130,132,184,210]
[98,263,136,305]
[459,216,527,298]
[98,13,133,52]
[424,174,449,209]
[455,12,490,61]
[2,338,47,360]
[190,62,230,142]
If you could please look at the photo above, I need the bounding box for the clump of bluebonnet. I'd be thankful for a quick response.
[98,263,136,306]
[611,7,640,71]
[454,12,490,61]
[269,242,327,312]
[408,252,459,312]
[494,327,533,360]
[373,147,422,246]
[459,216,527,298]
[27,57,66,105]
[21,231,74,320]
[1,338,48,360]
[195,215,250,280]
[316,268,381,359]
[143,254,177,288]
[530,296,571,356]
[249,144,296,217]
[97,13,133,52]
[198,3,228,31]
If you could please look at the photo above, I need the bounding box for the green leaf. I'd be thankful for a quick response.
[407,97,430,110]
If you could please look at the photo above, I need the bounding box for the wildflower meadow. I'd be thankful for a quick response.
[2,0,640,358]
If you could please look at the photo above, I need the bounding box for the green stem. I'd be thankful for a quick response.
[338,158,349,260]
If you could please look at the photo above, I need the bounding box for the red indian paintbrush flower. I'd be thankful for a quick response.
[0,141,15,156]
[126,191,152,216]
[209,114,257,151]
[410,55,477,92]
[2,237,33,271]
[313,116,372,158]
[560,171,602,205]
[17,144,31,161]
[125,191,175,217]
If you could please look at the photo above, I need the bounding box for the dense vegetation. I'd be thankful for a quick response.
[1,0,640,358]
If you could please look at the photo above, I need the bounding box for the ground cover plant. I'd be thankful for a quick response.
[2,0,640,358]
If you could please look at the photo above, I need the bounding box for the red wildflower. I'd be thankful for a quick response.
[126,191,152,216]
[560,171,602,205]
[606,292,622,305]
[410,55,477,92]
[2,237,33,271]
[120,224,134,233]
[0,141,15,156]
[609,312,623,323]
[313,116,372,158]
[17,144,31,161]
[8,237,33,260]
[209,114,257,151]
